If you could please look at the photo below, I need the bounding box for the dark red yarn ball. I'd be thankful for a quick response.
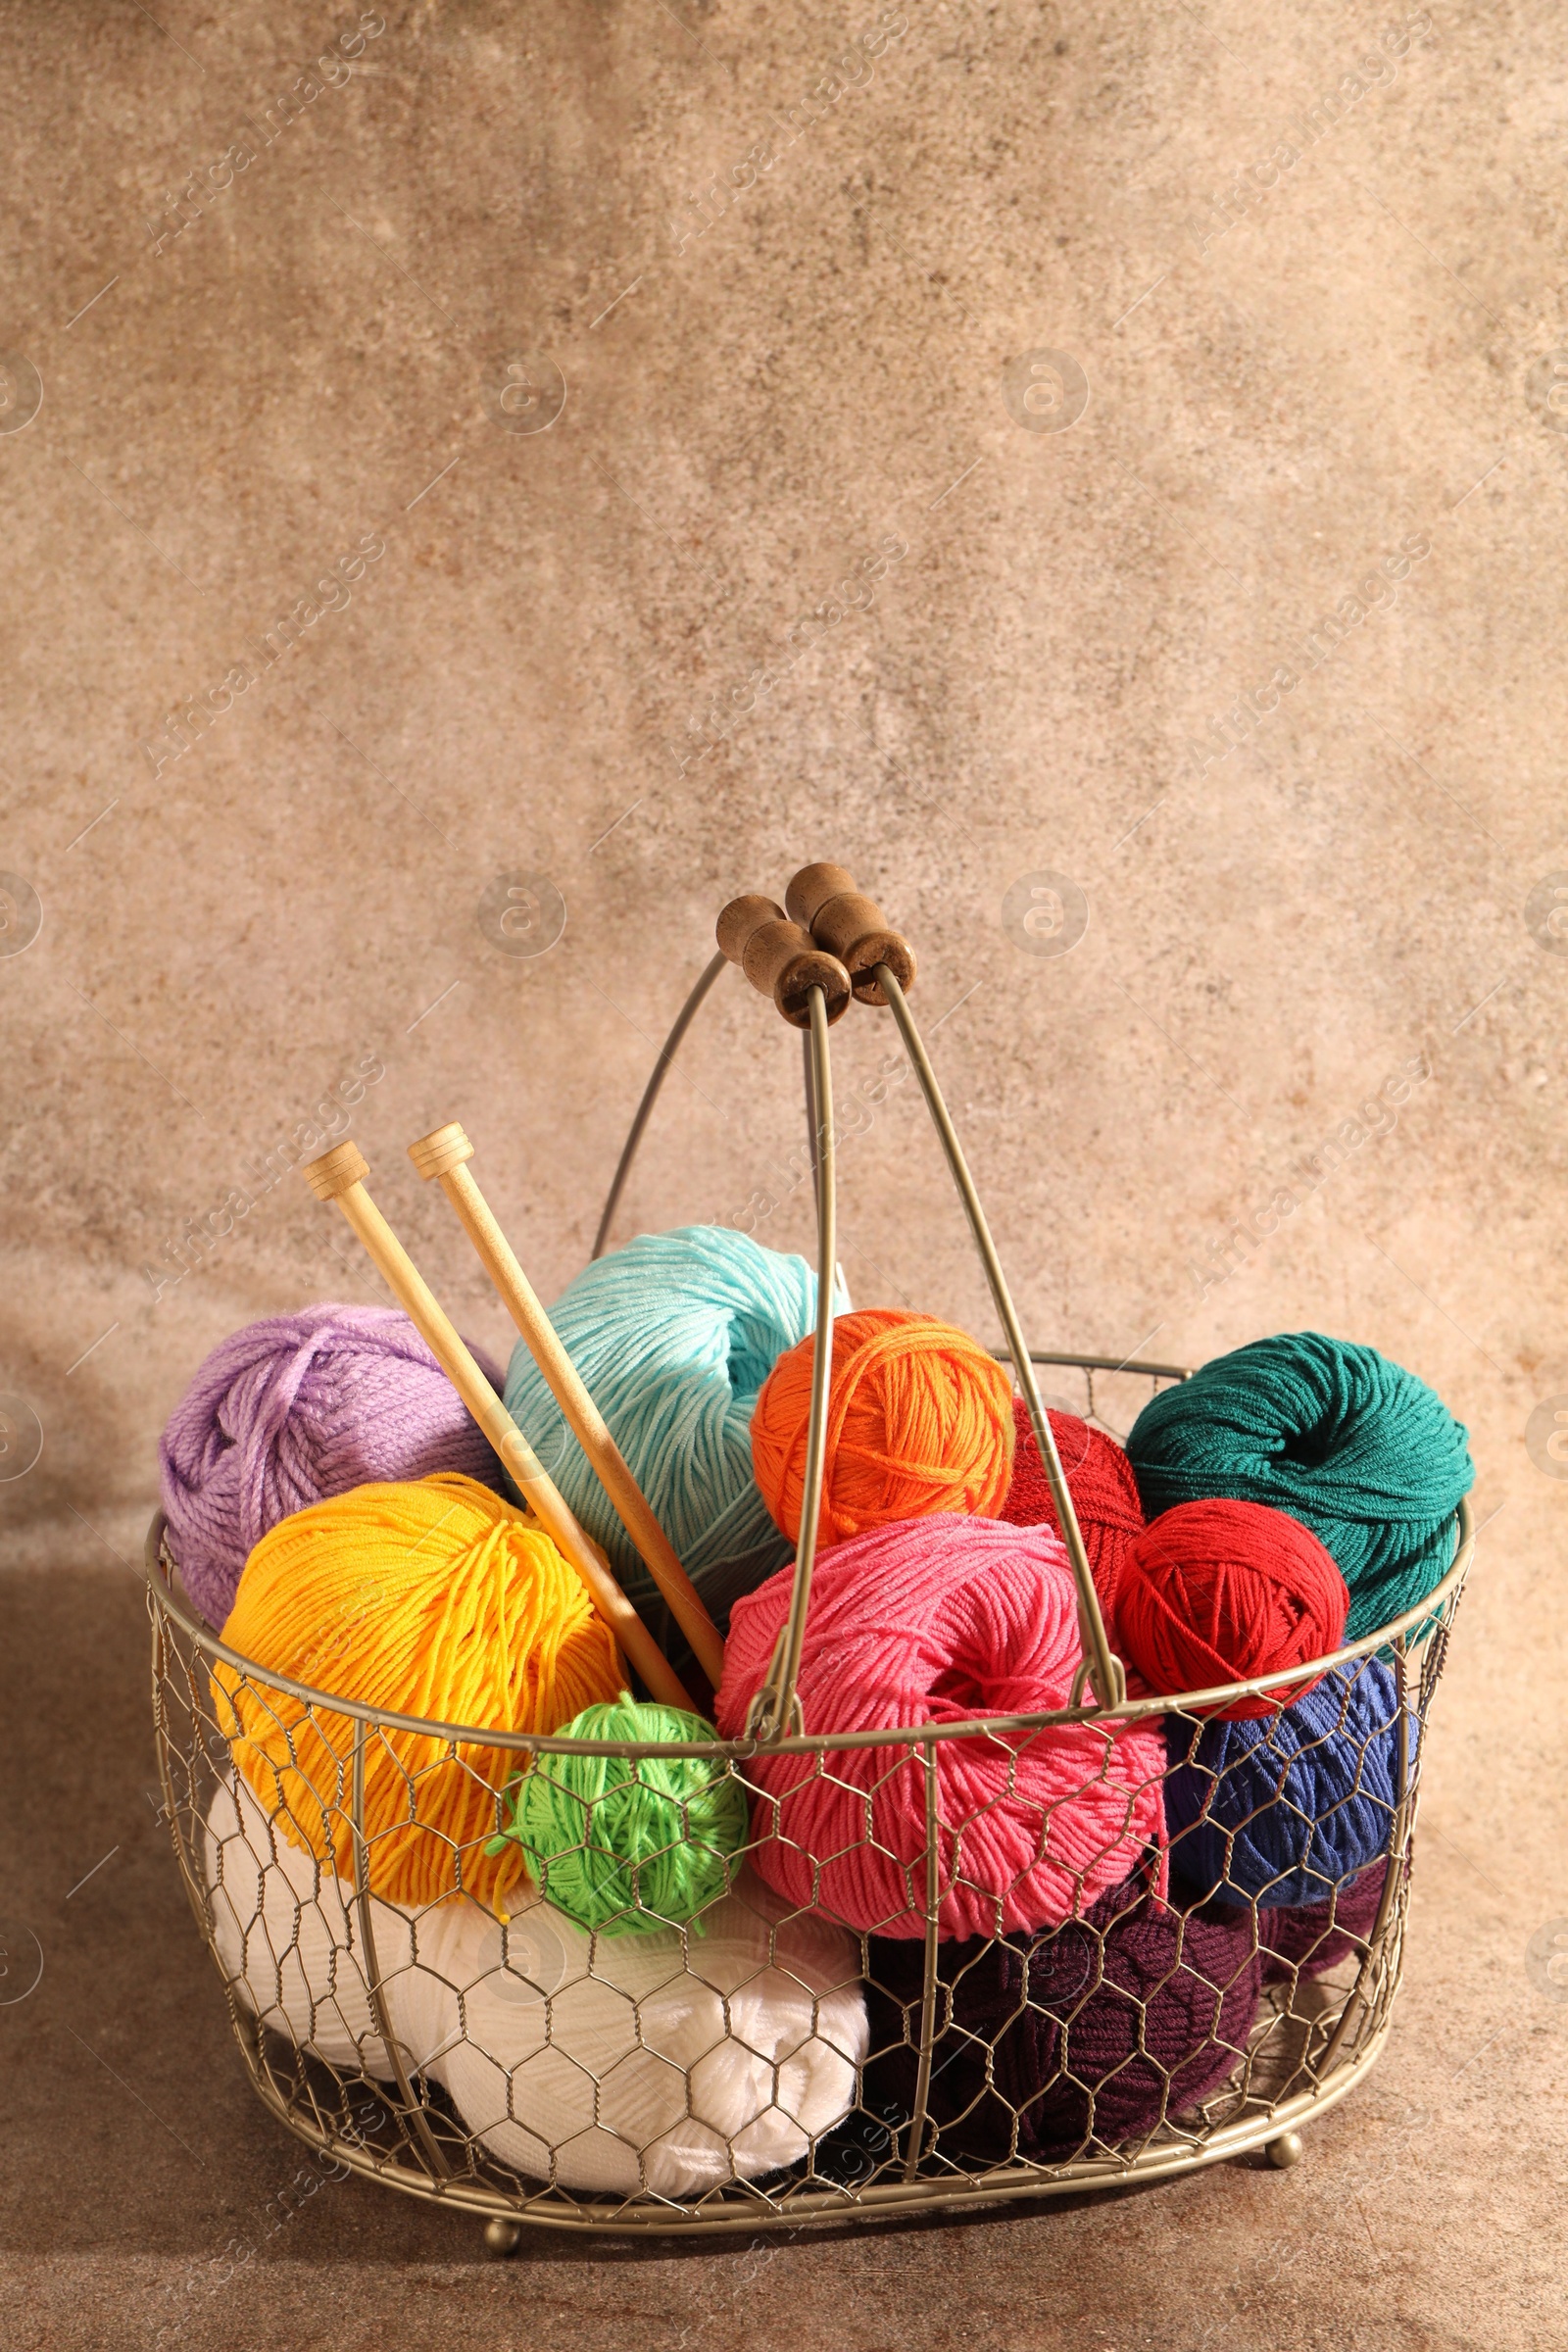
[863,1876,1260,2164]
[1256,1861,1391,1984]
[1116,1497,1348,1719]
[999,1401,1146,1624]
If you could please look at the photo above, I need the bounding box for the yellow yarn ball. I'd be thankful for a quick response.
[213,1473,623,1909]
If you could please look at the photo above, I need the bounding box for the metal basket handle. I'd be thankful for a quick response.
[601,881,1127,1736]
[875,967,1126,1713]
[745,982,839,1741]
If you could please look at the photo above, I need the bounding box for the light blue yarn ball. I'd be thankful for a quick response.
[504,1226,839,1612]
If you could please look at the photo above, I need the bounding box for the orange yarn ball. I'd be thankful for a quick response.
[751,1308,1015,1546]
[212,1472,623,1909]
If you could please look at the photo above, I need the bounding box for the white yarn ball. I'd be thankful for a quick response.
[202,1774,459,2077]
[201,1780,867,2195]
[416,1879,867,2197]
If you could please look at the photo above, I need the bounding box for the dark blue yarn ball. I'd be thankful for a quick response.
[1163,1659,1413,1910]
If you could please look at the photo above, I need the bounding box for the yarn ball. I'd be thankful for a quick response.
[1126,1332,1473,1641]
[503,1226,838,1613]
[1114,1498,1348,1719]
[864,1874,1260,2161]
[1163,1658,1411,1909]
[1255,1860,1392,1985]
[421,1880,866,2195]
[202,1773,460,2078]
[214,1474,623,1910]
[1000,1399,1146,1622]
[751,1307,1015,1546]
[160,1304,507,1626]
[715,1516,1169,1939]
[487,1696,751,1936]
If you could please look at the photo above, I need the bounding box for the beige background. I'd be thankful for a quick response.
[3,0,1566,2344]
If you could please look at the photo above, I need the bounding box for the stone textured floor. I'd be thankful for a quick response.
[3,0,1567,2345]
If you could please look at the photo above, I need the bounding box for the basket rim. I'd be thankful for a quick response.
[232,2011,1395,2232]
[142,1493,1473,1760]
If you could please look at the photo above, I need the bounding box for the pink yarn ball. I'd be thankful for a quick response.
[159,1304,506,1627]
[714,1517,1168,1940]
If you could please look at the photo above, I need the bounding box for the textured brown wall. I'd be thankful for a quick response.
[2,1,1566,2345]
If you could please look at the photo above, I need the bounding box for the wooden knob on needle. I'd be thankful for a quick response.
[784,864,917,1006]
[407,1122,474,1183]
[716,896,853,1029]
[302,1140,372,1200]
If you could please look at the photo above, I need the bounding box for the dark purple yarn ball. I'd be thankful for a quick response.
[863,1877,1261,2163]
[1255,1860,1392,1985]
[159,1304,507,1627]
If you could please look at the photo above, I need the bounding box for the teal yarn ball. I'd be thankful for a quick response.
[489,1697,751,1936]
[1126,1333,1473,1642]
[503,1226,839,1611]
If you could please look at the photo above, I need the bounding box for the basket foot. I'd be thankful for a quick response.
[484,2217,523,2256]
[1265,2130,1305,2171]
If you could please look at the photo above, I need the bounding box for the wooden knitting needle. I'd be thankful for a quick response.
[299,1140,695,1713]
[408,1121,726,1691]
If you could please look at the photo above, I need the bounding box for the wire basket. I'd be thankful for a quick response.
[143,909,1473,2242]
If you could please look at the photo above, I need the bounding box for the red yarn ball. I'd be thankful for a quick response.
[1115,1497,1348,1719]
[999,1400,1146,1625]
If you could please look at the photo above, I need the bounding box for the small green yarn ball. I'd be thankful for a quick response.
[489,1695,750,1936]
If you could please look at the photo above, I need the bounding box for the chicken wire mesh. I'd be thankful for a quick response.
[144,1430,1470,2237]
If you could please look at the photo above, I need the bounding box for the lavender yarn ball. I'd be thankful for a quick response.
[159,1304,507,1627]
